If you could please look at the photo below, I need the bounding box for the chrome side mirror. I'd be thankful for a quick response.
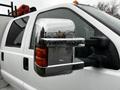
[34,18,85,76]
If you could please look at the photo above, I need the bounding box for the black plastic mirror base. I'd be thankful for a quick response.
[81,53,120,70]
[79,36,120,70]
[34,61,84,77]
[34,64,73,77]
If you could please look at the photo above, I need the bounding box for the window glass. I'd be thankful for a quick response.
[78,5,120,36]
[30,8,99,49]
[6,16,29,47]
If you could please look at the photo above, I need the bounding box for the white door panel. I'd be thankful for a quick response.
[4,52,23,79]
[25,56,120,90]
[1,50,24,89]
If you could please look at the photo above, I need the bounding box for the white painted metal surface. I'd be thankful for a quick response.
[1,4,120,90]
[0,16,12,45]
[21,4,120,90]
[0,16,13,90]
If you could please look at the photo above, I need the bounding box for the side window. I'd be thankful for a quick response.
[6,16,29,47]
[30,8,120,70]
[30,8,100,49]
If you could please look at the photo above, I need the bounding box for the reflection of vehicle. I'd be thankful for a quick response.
[1,2,120,90]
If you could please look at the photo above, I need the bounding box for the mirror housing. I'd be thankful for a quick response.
[34,18,85,76]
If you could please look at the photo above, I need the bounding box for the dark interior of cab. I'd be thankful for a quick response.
[75,36,120,70]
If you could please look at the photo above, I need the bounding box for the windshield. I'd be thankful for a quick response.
[78,4,120,36]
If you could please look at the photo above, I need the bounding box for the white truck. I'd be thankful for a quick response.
[0,2,120,90]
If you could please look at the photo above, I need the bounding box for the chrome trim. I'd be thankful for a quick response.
[40,38,85,47]
[35,58,84,69]
[41,38,85,42]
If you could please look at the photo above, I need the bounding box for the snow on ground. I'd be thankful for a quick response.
[0,85,14,90]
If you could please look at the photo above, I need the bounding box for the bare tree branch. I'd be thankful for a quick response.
[96,0,120,19]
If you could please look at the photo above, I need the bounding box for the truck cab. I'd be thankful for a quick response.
[1,3,120,90]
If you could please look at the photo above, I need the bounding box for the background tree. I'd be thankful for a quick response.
[96,0,120,19]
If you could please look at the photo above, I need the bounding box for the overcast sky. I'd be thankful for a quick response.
[0,0,117,14]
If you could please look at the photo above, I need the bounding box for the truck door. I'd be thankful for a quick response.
[1,16,29,89]
[23,7,120,90]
